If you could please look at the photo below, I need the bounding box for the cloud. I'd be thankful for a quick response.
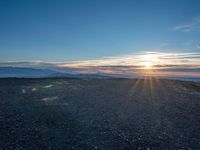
[57,51,200,68]
[0,61,60,69]
[196,44,200,49]
[173,17,200,32]
[0,51,200,78]
[173,24,194,32]
[1,51,200,68]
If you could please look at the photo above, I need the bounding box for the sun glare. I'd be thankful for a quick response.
[141,54,156,69]
[143,62,153,69]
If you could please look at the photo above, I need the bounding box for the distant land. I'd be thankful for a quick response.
[0,67,129,79]
[0,67,199,82]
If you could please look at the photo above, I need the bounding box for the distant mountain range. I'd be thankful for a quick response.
[0,67,61,78]
[0,67,199,82]
[0,67,128,78]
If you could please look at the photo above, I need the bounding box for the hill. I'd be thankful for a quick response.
[0,78,200,149]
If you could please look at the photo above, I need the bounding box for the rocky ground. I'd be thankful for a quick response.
[0,78,200,150]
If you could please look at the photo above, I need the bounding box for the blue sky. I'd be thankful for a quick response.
[0,0,200,62]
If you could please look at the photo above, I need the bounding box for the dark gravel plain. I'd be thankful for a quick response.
[0,78,200,150]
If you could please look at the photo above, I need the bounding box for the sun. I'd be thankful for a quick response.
[143,62,153,69]
[141,54,155,69]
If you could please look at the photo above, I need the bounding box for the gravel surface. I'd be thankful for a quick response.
[0,78,200,150]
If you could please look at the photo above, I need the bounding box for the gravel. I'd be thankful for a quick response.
[0,78,200,150]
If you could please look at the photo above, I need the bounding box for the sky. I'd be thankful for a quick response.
[0,0,200,78]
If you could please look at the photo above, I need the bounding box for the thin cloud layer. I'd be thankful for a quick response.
[0,51,200,78]
[58,51,200,68]
[173,17,200,32]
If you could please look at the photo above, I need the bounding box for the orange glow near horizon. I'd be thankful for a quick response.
[56,51,200,78]
[58,51,200,69]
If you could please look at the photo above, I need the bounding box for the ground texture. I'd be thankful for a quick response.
[0,78,200,150]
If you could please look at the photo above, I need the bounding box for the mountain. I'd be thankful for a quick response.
[0,67,65,78]
[0,67,122,78]
[1,67,199,82]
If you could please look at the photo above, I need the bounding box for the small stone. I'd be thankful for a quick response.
[32,88,37,91]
